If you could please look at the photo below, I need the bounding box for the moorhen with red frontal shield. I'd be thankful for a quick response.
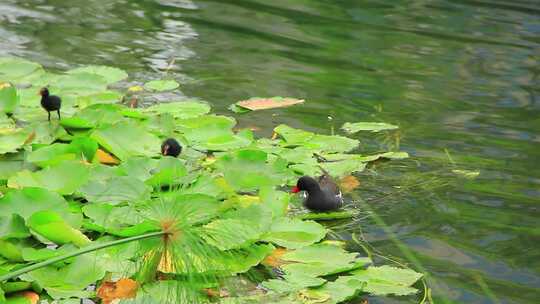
[292,174,343,212]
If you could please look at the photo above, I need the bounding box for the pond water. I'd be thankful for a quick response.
[1,0,539,303]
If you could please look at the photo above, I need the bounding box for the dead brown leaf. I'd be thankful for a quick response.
[261,247,288,267]
[204,288,230,298]
[97,278,138,304]
[237,97,304,111]
[17,291,39,304]
[340,175,360,193]
[23,131,36,145]
[96,149,120,165]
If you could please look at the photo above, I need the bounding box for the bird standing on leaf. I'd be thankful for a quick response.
[39,87,61,121]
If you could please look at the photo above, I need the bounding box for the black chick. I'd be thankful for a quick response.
[161,138,182,157]
[292,174,343,212]
[39,87,61,121]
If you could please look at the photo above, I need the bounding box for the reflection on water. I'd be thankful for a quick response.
[1,0,539,303]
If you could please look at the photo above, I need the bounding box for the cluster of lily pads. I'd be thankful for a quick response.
[0,57,421,304]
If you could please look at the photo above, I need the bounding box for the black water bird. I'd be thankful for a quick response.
[292,174,343,212]
[161,138,182,157]
[39,87,61,121]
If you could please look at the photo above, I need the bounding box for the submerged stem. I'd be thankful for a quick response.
[0,231,166,282]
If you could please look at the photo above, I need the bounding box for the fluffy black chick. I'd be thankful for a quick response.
[39,87,61,121]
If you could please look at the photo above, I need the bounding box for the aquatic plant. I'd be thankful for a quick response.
[0,57,422,303]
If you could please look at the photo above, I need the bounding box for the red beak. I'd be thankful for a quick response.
[291,186,300,193]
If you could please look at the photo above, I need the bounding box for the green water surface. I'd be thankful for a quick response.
[1,0,539,303]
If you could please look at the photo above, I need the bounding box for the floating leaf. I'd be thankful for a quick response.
[235,97,304,111]
[8,161,90,195]
[144,79,179,91]
[263,273,326,293]
[145,101,210,119]
[342,122,398,133]
[90,121,161,161]
[28,211,91,247]
[310,276,366,304]
[0,130,31,154]
[0,188,78,226]
[350,265,423,296]
[67,65,128,84]
[52,72,109,93]
[0,57,43,81]
[0,84,19,114]
[274,124,314,145]
[263,218,326,249]
[0,214,30,240]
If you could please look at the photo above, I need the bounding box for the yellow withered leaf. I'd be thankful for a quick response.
[96,149,120,165]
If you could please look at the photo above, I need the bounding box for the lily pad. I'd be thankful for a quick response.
[79,175,152,205]
[28,211,91,247]
[350,265,423,296]
[0,84,19,114]
[8,161,90,195]
[67,65,128,84]
[144,79,179,91]
[0,57,43,81]
[342,122,398,133]
[90,121,161,161]
[263,218,326,249]
[145,101,210,119]
[0,187,79,227]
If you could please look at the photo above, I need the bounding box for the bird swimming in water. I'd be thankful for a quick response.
[292,174,343,212]
[161,138,182,157]
[39,87,61,121]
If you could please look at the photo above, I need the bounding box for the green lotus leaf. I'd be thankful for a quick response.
[0,85,19,114]
[145,101,210,119]
[263,218,326,249]
[309,276,366,304]
[0,130,30,155]
[76,90,123,108]
[176,114,236,143]
[199,133,252,151]
[0,214,29,240]
[214,149,288,191]
[0,152,32,181]
[20,255,106,299]
[349,265,423,296]
[27,143,78,167]
[21,244,76,262]
[0,239,25,261]
[305,134,359,153]
[274,124,314,145]
[27,137,97,167]
[0,187,79,227]
[8,161,90,195]
[28,210,91,247]
[262,273,326,293]
[0,57,43,81]
[144,79,179,91]
[51,72,109,94]
[199,204,272,250]
[67,65,128,84]
[341,122,398,133]
[90,121,161,160]
[320,158,367,177]
[79,176,152,205]
[145,157,187,187]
